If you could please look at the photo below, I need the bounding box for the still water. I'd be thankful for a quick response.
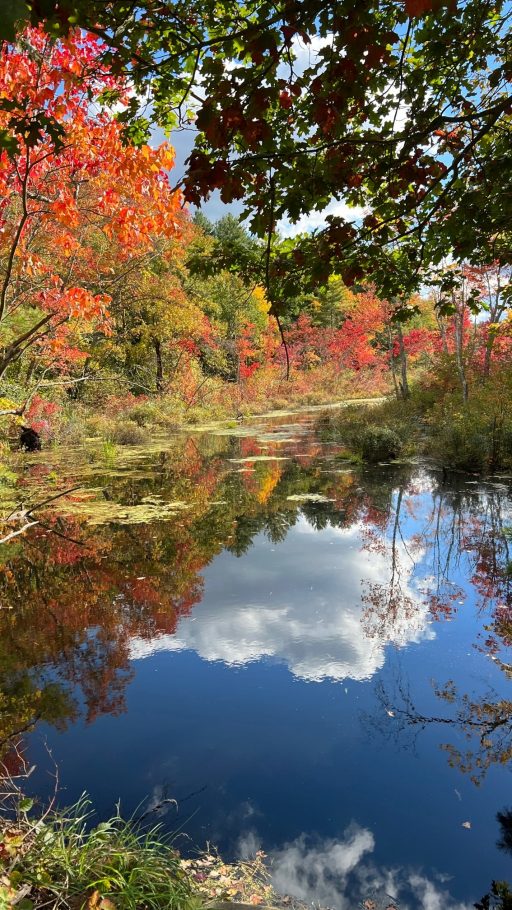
[2,412,512,908]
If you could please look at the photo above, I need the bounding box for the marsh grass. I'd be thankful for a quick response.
[320,377,512,474]
[0,781,287,910]
[101,441,118,467]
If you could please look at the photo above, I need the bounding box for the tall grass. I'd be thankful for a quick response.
[1,794,199,910]
[101,440,118,467]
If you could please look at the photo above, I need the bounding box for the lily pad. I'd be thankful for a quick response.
[229,456,289,464]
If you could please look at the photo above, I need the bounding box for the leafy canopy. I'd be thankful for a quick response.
[3,0,512,300]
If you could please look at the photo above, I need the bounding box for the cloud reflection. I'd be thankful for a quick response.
[129,518,433,683]
[238,826,471,910]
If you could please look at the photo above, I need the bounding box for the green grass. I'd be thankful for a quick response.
[101,440,118,467]
[1,795,200,910]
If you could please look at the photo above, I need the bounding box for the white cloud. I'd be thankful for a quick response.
[237,830,262,860]
[271,827,375,907]
[129,518,433,683]
[286,33,335,79]
[278,197,369,239]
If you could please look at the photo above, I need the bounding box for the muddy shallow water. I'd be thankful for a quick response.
[1,412,512,908]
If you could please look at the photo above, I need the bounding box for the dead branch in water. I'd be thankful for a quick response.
[1,486,83,547]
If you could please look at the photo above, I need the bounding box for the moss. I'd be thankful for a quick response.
[286,493,334,502]
[62,494,190,526]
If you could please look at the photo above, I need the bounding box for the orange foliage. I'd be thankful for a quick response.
[0,27,184,373]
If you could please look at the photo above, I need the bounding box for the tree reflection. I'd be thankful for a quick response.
[361,486,422,643]
[374,673,512,784]
[356,471,512,783]
[497,808,512,855]
[474,809,512,909]
[0,429,369,749]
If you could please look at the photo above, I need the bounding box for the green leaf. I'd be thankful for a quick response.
[19,798,33,812]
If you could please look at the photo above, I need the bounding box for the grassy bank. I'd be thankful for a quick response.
[0,371,387,455]
[0,788,279,910]
[320,373,512,474]
[1,787,511,910]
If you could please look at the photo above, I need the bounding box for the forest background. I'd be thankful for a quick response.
[1,4,512,473]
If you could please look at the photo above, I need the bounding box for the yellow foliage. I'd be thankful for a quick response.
[251,285,270,317]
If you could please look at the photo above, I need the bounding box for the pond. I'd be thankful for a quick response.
[1,411,512,909]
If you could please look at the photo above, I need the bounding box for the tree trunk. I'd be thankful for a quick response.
[454,305,469,402]
[154,338,163,393]
[388,328,401,401]
[482,302,505,380]
[25,358,36,385]
[435,313,449,354]
[483,336,494,380]
[397,324,410,399]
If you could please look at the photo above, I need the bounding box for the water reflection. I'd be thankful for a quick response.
[1,417,512,904]
[130,516,431,682]
[0,429,412,740]
[260,827,471,910]
[1,430,512,777]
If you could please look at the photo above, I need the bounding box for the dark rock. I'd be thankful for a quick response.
[20,426,41,452]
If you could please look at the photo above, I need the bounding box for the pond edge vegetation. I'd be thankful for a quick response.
[0,772,286,910]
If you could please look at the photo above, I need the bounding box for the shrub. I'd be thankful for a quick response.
[431,416,490,472]
[109,422,147,446]
[126,401,161,427]
[427,382,512,472]
[84,415,112,439]
[53,417,87,446]
[359,425,403,463]
[269,398,290,411]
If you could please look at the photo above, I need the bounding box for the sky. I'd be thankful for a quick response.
[152,118,369,235]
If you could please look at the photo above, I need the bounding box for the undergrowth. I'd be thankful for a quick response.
[321,369,512,474]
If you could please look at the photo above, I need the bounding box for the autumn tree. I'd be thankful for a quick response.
[91,226,216,395]
[0,27,184,412]
[306,277,352,330]
[466,263,512,378]
[187,216,272,381]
